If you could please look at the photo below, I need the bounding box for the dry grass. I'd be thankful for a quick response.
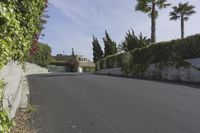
[10,107,36,133]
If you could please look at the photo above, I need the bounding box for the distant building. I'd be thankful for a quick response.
[77,55,96,73]
[48,54,95,73]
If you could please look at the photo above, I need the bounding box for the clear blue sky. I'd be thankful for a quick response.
[40,0,200,60]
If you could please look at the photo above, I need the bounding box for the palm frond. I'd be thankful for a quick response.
[135,0,152,13]
[169,11,180,20]
[156,0,171,9]
[169,2,196,21]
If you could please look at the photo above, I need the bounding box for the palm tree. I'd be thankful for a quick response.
[169,2,196,39]
[135,0,170,43]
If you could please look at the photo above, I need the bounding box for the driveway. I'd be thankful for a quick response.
[28,73,200,133]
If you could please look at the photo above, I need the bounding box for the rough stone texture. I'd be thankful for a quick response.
[96,68,122,76]
[0,61,48,119]
[96,58,200,83]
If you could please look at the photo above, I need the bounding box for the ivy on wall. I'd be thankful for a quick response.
[0,0,48,132]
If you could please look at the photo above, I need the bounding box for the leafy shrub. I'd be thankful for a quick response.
[96,34,200,74]
[0,80,13,133]
[96,52,132,70]
[65,58,79,72]
[0,1,48,68]
[50,57,79,72]
[130,34,200,65]
[0,1,47,132]
[83,67,95,72]
[27,43,53,67]
[121,30,150,52]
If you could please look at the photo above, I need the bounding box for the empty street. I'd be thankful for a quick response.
[28,73,200,133]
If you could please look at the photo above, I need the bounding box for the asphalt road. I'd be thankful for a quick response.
[28,73,200,133]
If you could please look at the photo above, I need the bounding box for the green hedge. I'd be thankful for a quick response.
[131,34,200,65]
[96,34,200,72]
[0,1,47,132]
[0,1,47,69]
[96,52,132,70]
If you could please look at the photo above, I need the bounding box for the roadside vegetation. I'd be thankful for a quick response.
[0,0,198,132]
[96,34,200,76]
[26,43,53,68]
[0,0,48,132]
[10,105,38,133]
[121,30,150,52]
[92,1,197,77]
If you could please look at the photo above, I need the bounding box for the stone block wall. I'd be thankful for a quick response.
[96,58,200,83]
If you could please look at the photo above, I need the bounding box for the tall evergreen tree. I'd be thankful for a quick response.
[135,0,170,43]
[103,31,117,57]
[92,36,103,62]
[169,2,196,38]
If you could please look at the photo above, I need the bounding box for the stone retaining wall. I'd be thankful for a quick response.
[96,58,200,83]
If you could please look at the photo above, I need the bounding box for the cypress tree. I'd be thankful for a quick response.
[103,31,117,57]
[92,36,103,62]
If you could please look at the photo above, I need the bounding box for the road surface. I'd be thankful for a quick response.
[28,73,200,133]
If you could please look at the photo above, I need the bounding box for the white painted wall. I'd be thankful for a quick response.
[78,67,83,73]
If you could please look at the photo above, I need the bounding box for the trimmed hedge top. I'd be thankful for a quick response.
[96,34,200,70]
[131,34,200,64]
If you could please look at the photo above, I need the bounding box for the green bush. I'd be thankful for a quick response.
[0,1,47,132]
[83,67,95,72]
[27,43,53,67]
[96,34,200,74]
[130,34,200,65]
[121,30,150,52]
[96,52,132,70]
[0,1,47,69]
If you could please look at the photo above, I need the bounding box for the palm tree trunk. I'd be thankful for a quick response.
[181,16,184,38]
[151,2,156,43]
